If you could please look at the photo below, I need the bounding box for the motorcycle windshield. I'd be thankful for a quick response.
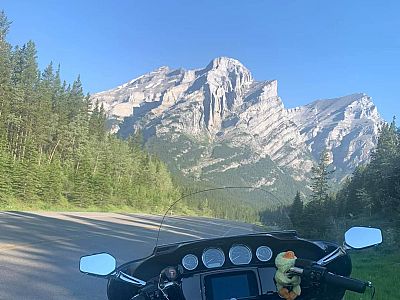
[155,186,289,247]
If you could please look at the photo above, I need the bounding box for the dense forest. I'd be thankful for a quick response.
[0,12,179,211]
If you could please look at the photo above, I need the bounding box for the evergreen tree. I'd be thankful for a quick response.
[0,135,12,203]
[334,118,400,236]
[301,151,335,238]
[310,150,333,203]
[368,120,399,214]
[0,11,13,136]
[289,191,303,230]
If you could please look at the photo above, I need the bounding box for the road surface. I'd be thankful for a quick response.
[0,211,256,299]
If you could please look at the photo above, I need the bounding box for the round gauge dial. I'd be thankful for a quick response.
[229,244,252,265]
[256,246,273,262]
[182,254,198,271]
[202,248,225,268]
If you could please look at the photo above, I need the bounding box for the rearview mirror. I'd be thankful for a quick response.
[80,253,116,276]
[345,227,382,249]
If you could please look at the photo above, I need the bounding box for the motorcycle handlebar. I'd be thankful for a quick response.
[292,259,370,294]
[323,272,368,293]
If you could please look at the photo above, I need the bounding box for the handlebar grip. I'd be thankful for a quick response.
[324,272,368,293]
[295,258,314,268]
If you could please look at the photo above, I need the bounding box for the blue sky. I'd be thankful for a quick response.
[3,0,399,121]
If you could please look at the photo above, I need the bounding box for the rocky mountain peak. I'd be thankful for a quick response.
[91,57,384,188]
[205,57,249,73]
[199,57,253,94]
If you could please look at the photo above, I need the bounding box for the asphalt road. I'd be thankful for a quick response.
[0,212,256,300]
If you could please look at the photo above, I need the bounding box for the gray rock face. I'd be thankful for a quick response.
[91,57,383,189]
[288,94,383,179]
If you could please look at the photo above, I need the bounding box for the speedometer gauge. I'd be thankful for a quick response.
[256,246,273,262]
[229,244,252,265]
[202,248,225,268]
[182,254,198,271]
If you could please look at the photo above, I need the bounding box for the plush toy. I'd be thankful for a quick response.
[274,251,301,300]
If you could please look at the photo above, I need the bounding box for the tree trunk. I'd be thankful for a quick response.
[49,139,60,163]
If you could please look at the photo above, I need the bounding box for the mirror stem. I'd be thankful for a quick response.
[317,244,350,266]
[116,271,147,287]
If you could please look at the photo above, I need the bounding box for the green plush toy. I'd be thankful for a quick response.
[275,251,301,300]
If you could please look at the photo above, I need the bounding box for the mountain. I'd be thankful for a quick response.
[91,57,383,204]
[288,93,382,180]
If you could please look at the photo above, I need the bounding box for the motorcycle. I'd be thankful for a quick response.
[79,187,382,300]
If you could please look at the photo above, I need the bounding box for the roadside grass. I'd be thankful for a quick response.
[345,250,400,300]
[0,197,207,216]
[0,197,162,214]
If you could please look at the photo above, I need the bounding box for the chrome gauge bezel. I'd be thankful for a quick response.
[182,254,198,271]
[229,244,252,265]
[202,248,225,268]
[256,246,273,262]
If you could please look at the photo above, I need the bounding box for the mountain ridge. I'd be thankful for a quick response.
[91,57,383,201]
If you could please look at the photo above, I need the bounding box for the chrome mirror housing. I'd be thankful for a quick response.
[80,253,116,277]
[317,226,382,266]
[344,227,382,249]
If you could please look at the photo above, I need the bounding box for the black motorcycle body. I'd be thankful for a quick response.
[80,187,382,300]
[107,231,351,300]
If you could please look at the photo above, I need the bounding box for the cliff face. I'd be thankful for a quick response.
[288,94,383,178]
[91,57,384,195]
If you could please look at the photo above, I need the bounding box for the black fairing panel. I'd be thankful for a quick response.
[107,233,351,300]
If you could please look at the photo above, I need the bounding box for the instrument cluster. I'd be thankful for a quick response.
[181,244,273,271]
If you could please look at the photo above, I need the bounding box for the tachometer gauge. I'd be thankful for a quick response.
[229,244,252,265]
[202,248,225,268]
[182,254,198,271]
[256,246,273,262]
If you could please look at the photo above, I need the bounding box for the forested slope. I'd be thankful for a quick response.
[0,12,178,211]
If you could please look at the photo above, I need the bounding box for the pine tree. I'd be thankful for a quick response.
[0,11,13,136]
[0,135,12,204]
[289,191,303,230]
[301,151,334,238]
[367,120,399,214]
[310,150,333,203]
